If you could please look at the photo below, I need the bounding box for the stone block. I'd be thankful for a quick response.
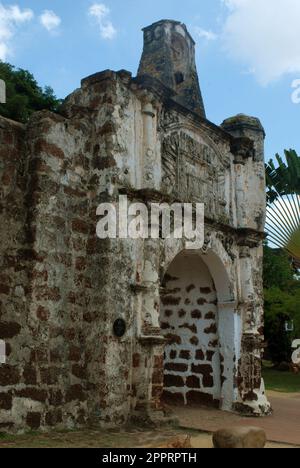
[213,427,267,449]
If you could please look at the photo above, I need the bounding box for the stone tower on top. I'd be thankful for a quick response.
[138,20,206,117]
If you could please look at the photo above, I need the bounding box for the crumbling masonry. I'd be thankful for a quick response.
[0,20,271,432]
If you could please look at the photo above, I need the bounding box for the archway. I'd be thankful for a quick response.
[160,250,222,407]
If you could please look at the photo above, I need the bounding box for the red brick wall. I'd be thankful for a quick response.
[161,253,221,407]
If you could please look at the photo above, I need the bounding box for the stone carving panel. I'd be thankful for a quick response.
[162,131,229,220]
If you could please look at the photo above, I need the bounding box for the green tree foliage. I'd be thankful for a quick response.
[265,150,300,261]
[266,150,300,203]
[264,151,300,364]
[0,62,61,123]
[265,288,295,364]
[264,245,300,364]
[263,245,295,290]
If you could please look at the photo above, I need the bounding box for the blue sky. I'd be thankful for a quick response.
[1,0,300,160]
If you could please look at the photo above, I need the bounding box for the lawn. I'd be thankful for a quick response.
[0,428,197,449]
[263,367,300,393]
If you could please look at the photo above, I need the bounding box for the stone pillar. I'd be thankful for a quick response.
[235,244,271,416]
[236,332,269,414]
[239,246,255,304]
[140,238,161,334]
[221,115,270,415]
[218,301,241,412]
[131,235,166,422]
[222,114,266,232]
[141,97,161,191]
[234,155,250,228]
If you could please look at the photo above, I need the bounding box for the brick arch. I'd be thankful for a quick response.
[161,234,235,305]
[200,250,234,303]
[160,251,222,407]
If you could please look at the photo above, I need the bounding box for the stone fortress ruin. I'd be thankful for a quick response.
[0,20,270,432]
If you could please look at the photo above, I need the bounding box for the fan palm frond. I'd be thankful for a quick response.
[265,150,300,262]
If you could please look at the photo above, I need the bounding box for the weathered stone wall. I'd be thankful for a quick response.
[0,20,270,432]
[138,20,206,117]
[0,72,137,431]
[0,116,30,431]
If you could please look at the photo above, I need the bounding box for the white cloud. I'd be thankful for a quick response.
[0,3,33,60]
[88,3,117,40]
[40,10,61,32]
[221,0,300,85]
[194,27,218,41]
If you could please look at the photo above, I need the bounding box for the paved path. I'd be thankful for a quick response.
[190,434,295,449]
[173,392,300,446]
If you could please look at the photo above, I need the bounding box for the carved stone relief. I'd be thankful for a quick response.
[162,131,229,220]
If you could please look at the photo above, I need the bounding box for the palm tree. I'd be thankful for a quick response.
[265,150,300,263]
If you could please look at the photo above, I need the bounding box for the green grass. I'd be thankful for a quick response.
[263,367,300,393]
[0,428,197,449]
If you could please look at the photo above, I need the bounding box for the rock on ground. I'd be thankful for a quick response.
[213,427,267,449]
